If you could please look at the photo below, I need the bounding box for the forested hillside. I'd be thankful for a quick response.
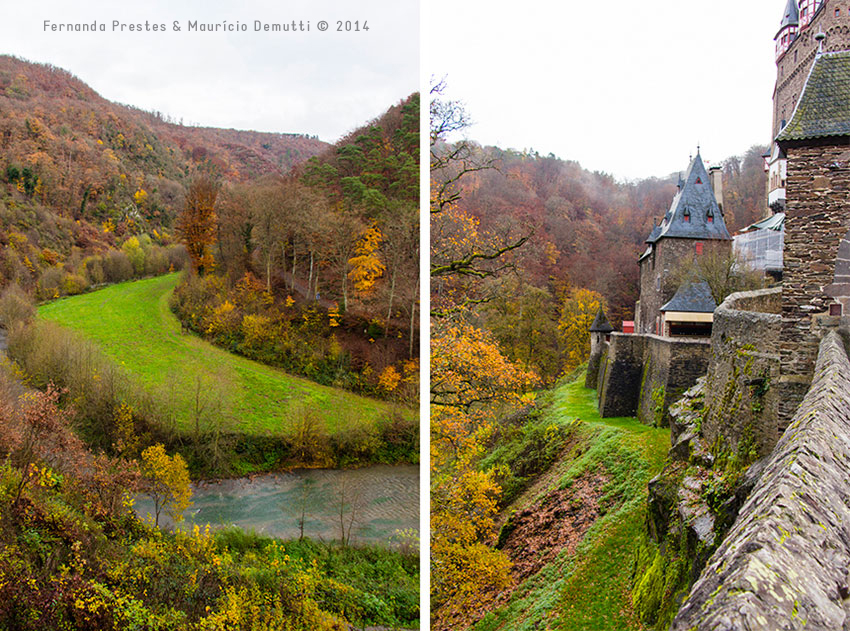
[171,92,420,402]
[433,138,767,383]
[0,55,328,290]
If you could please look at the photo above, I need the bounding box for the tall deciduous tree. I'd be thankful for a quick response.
[178,174,220,276]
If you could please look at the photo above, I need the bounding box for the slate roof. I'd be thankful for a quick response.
[646,224,662,244]
[660,281,717,314]
[647,153,732,243]
[778,0,799,33]
[589,307,614,333]
[777,51,850,143]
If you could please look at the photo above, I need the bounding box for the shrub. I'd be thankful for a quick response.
[0,284,34,328]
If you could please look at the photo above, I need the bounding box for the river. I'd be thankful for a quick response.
[135,464,419,547]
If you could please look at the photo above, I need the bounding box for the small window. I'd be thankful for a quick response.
[696,242,704,255]
[836,7,840,16]
[707,216,714,223]
[830,303,843,316]
[695,177,703,184]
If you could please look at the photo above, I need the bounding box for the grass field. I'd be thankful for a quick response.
[475,373,670,631]
[38,273,405,437]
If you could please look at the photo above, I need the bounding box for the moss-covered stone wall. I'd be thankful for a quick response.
[671,329,850,630]
[636,335,711,427]
[701,288,782,459]
[596,333,709,425]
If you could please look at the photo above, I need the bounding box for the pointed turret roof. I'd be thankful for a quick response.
[650,153,732,242]
[779,0,799,33]
[589,307,614,333]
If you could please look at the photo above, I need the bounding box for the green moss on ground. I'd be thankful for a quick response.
[473,372,670,631]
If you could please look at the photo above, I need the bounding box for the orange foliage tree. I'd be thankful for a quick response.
[430,321,539,617]
[178,174,220,275]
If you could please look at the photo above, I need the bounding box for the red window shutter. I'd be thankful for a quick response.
[696,242,704,255]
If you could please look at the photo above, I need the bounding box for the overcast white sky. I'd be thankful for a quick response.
[0,0,419,143]
[428,0,779,181]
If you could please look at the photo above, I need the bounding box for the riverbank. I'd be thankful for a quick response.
[3,275,418,475]
[135,464,420,546]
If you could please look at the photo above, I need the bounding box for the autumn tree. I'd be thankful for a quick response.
[670,247,764,306]
[431,321,538,616]
[140,443,192,527]
[430,80,537,620]
[178,174,220,275]
[430,79,528,314]
[348,221,386,297]
[557,286,606,373]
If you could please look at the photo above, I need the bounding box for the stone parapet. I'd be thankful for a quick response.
[671,330,850,630]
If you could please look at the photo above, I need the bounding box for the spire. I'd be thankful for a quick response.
[780,0,799,29]
[589,307,614,333]
[650,153,732,242]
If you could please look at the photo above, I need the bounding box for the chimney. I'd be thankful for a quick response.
[709,165,723,214]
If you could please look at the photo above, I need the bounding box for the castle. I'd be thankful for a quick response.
[768,0,850,211]
[592,0,850,427]
[635,153,730,337]
[598,2,850,627]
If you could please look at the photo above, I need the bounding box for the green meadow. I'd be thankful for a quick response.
[38,273,404,437]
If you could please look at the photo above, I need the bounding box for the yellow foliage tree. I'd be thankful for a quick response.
[430,321,539,615]
[140,444,192,527]
[377,365,401,393]
[347,222,386,295]
[557,286,606,373]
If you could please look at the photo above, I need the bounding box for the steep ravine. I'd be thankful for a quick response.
[449,373,670,631]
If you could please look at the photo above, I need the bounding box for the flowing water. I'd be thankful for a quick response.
[135,465,419,546]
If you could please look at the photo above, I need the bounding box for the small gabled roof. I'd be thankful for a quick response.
[651,153,732,242]
[778,0,799,36]
[777,51,850,143]
[589,307,614,333]
[660,281,717,314]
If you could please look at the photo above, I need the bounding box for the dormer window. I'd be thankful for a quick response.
[707,208,714,223]
[683,207,691,222]
[695,177,702,185]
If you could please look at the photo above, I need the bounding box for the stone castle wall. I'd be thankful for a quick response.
[701,288,783,458]
[671,329,850,631]
[779,142,850,423]
[597,333,646,417]
[596,333,710,424]
[636,336,711,426]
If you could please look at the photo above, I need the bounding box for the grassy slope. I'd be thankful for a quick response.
[38,274,402,436]
[476,373,669,631]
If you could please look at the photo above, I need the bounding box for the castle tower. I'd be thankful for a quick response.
[776,49,850,425]
[636,152,732,336]
[768,0,850,212]
[586,307,614,389]
[775,0,800,62]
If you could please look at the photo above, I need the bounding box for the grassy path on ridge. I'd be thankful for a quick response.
[475,373,669,631]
